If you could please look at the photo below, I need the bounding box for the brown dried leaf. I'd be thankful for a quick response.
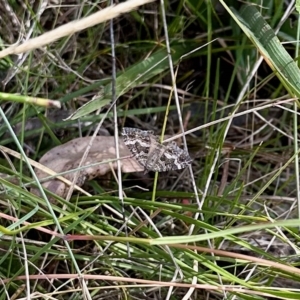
[32,136,143,198]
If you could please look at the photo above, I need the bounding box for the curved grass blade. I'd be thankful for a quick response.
[70,43,198,119]
[220,2,300,100]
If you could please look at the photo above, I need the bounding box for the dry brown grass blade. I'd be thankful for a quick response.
[0,0,155,58]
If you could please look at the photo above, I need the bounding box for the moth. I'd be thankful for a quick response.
[122,127,192,172]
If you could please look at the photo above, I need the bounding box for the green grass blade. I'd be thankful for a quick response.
[220,2,300,99]
[70,43,198,119]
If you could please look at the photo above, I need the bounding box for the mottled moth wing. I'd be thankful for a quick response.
[158,141,192,171]
[122,127,192,172]
[122,127,153,168]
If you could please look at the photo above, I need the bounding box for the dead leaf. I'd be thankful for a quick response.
[32,136,143,198]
